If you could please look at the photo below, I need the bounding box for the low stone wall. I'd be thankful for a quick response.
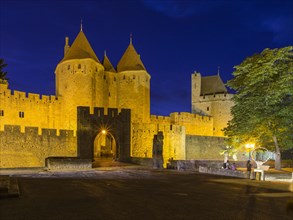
[130,157,153,167]
[169,160,224,170]
[265,160,293,168]
[198,166,246,178]
[45,157,92,170]
[169,160,255,170]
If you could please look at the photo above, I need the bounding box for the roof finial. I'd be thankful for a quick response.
[130,32,132,44]
[80,18,83,32]
[104,50,107,57]
[217,66,220,76]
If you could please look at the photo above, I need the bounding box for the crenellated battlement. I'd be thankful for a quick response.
[170,112,212,122]
[78,106,129,119]
[151,112,212,125]
[1,87,61,104]
[150,115,171,124]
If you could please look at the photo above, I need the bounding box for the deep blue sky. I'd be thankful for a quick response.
[1,0,292,116]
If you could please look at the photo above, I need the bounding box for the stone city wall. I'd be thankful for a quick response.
[185,135,226,160]
[151,112,214,136]
[131,122,186,167]
[0,83,63,132]
[0,125,76,168]
[170,112,213,136]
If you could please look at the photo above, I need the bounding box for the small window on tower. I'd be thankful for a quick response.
[78,64,81,69]
[207,107,209,111]
[0,110,4,116]
[123,75,126,80]
[19,111,24,118]
[68,65,70,70]
[109,92,111,97]
[104,75,106,80]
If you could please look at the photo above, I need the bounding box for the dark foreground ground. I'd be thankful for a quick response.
[0,167,292,220]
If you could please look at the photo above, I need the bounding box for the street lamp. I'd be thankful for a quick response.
[245,143,255,160]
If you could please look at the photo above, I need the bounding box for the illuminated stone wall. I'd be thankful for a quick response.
[193,94,234,136]
[151,112,214,136]
[117,71,150,123]
[0,83,63,133]
[0,125,76,168]
[169,112,213,135]
[132,122,186,167]
[185,135,226,160]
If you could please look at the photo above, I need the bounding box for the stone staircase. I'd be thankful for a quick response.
[0,175,20,198]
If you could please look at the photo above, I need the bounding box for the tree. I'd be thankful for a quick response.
[0,59,8,81]
[224,46,293,170]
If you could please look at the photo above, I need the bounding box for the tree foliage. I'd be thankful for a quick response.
[224,47,293,156]
[0,59,8,81]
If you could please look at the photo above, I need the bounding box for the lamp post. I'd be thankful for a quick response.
[245,143,255,160]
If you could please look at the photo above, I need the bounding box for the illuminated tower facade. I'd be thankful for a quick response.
[191,71,233,136]
[116,38,151,123]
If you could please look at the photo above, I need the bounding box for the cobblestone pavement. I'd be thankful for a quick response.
[0,167,292,220]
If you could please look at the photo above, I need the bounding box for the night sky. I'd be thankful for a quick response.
[1,0,292,116]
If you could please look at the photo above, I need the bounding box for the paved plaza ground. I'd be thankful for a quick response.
[0,165,292,220]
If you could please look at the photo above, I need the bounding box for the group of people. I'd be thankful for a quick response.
[222,160,237,171]
[222,160,253,179]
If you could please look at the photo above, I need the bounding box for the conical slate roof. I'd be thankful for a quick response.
[201,75,227,95]
[117,42,146,72]
[61,31,100,63]
[102,53,116,72]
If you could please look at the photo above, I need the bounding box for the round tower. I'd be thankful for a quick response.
[116,39,150,123]
[54,30,105,130]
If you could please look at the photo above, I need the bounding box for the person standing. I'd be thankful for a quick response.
[246,160,252,179]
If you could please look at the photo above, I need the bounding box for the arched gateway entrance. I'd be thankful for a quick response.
[77,107,131,166]
[94,130,117,159]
